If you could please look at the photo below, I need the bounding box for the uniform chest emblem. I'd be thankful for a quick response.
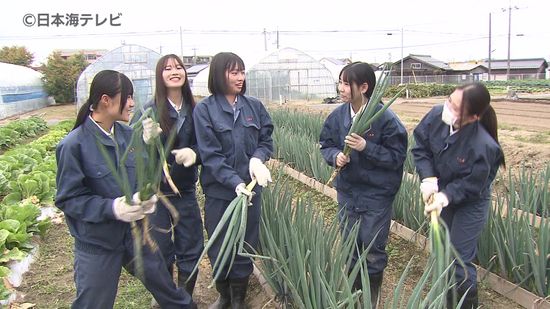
[456,156,466,164]
[366,132,375,139]
[246,116,253,122]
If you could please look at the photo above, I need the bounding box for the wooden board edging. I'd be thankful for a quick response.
[268,159,550,309]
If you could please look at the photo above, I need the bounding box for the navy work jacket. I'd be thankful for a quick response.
[193,94,274,200]
[132,100,199,193]
[55,117,136,251]
[320,102,408,207]
[412,105,504,205]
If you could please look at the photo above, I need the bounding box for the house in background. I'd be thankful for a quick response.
[390,54,452,84]
[57,49,108,64]
[181,55,212,68]
[481,58,548,80]
[390,54,548,83]
[447,61,488,82]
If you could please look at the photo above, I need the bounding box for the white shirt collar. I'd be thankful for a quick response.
[168,98,183,112]
[89,115,114,138]
[350,104,357,119]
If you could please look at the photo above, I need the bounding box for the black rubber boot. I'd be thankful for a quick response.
[208,280,231,309]
[369,272,383,309]
[447,286,478,309]
[229,276,250,309]
[460,287,478,309]
[178,273,198,298]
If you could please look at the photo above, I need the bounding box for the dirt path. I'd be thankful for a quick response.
[13,217,275,309]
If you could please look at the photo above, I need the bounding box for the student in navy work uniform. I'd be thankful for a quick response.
[131,54,203,301]
[412,82,504,309]
[55,70,196,309]
[319,62,408,309]
[193,52,274,309]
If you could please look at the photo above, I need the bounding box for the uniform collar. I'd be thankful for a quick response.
[84,116,117,147]
[343,103,353,128]
[216,94,243,114]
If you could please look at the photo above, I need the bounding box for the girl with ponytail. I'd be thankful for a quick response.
[412,82,505,309]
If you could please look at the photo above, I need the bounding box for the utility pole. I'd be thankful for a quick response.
[192,47,197,65]
[179,26,184,59]
[505,3,520,81]
[506,5,511,80]
[263,28,267,52]
[400,27,404,85]
[488,13,492,81]
[276,28,280,49]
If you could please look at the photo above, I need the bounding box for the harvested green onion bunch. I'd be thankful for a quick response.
[327,66,404,185]
[190,180,269,286]
[96,108,177,279]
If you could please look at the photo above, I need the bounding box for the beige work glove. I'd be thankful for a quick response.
[249,157,272,187]
[112,196,145,222]
[420,177,439,203]
[424,192,449,216]
[142,118,162,145]
[171,148,197,167]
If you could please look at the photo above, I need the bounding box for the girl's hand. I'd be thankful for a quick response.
[336,152,350,167]
[345,133,366,151]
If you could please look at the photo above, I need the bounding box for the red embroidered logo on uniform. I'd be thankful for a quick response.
[457,156,465,164]
[246,116,253,121]
[367,132,375,138]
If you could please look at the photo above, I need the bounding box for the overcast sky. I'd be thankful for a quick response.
[1,0,548,67]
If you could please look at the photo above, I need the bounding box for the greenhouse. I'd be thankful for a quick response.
[246,47,336,103]
[0,62,50,119]
[76,44,160,111]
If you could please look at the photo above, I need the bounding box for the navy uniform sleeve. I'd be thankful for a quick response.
[189,123,202,165]
[442,151,492,205]
[360,114,407,170]
[412,110,437,179]
[193,102,243,190]
[319,113,341,167]
[55,140,117,223]
[252,102,274,162]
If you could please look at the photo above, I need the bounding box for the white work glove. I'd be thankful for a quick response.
[424,192,449,216]
[344,133,367,151]
[249,157,272,187]
[420,177,439,203]
[142,118,162,145]
[112,196,145,222]
[132,193,157,215]
[235,183,252,197]
[335,152,350,167]
[171,148,197,167]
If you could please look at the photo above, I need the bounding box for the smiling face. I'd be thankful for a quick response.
[225,66,245,96]
[162,57,186,89]
[103,92,134,123]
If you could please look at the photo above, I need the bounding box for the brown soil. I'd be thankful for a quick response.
[269,96,550,174]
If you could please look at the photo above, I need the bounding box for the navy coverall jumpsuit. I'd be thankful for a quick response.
[319,102,408,275]
[193,94,273,279]
[412,105,503,294]
[55,117,193,308]
[132,101,204,279]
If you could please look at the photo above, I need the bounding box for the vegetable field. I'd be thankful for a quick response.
[3,94,549,308]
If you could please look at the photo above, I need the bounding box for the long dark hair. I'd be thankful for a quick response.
[338,62,376,100]
[154,54,195,133]
[208,52,246,95]
[457,82,505,167]
[73,70,134,130]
